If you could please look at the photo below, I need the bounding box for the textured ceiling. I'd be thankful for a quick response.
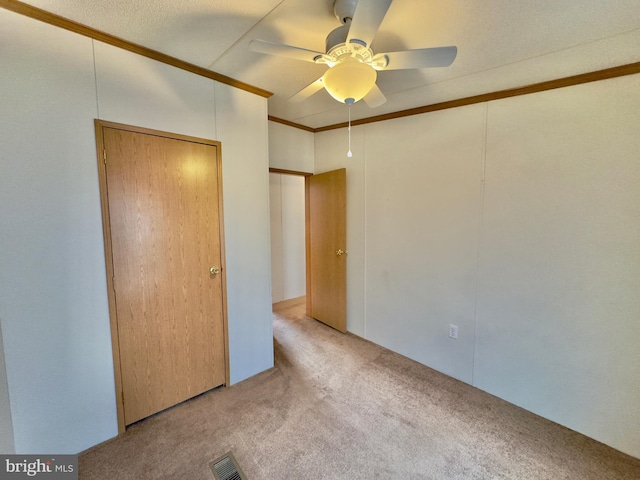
[18,0,640,128]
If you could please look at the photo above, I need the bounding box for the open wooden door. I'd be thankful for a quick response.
[306,168,347,332]
[96,121,227,429]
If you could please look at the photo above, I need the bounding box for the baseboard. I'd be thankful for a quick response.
[272,296,306,311]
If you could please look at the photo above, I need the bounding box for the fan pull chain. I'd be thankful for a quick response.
[347,104,353,158]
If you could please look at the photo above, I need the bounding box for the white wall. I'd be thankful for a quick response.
[0,11,116,454]
[269,174,306,303]
[215,83,274,385]
[279,175,306,301]
[270,175,285,303]
[313,74,640,458]
[268,121,314,172]
[94,42,217,139]
[0,9,273,453]
[364,106,485,383]
[475,76,640,455]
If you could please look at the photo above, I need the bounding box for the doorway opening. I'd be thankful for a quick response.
[269,167,347,332]
[269,170,307,310]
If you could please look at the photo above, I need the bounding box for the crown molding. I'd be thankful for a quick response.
[275,62,640,133]
[267,116,316,133]
[0,0,273,98]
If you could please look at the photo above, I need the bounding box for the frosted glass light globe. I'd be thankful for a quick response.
[323,59,377,105]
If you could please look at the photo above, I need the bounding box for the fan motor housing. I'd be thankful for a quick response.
[333,0,358,24]
[325,23,373,63]
[328,0,377,63]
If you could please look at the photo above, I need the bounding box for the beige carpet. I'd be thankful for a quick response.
[79,302,640,479]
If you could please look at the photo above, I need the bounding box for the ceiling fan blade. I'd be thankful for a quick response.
[346,0,393,49]
[363,83,386,107]
[376,46,458,70]
[249,39,326,63]
[289,77,326,103]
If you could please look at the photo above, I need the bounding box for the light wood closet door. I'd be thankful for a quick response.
[103,126,226,426]
[307,168,347,332]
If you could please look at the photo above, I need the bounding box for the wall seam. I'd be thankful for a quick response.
[471,102,489,386]
[278,175,285,301]
[91,40,100,118]
[212,81,218,140]
[362,124,368,340]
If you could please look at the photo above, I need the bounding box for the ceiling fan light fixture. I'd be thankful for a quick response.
[322,59,377,105]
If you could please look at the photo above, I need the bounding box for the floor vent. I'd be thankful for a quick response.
[210,452,247,480]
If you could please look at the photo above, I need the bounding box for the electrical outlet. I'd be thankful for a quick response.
[449,324,459,339]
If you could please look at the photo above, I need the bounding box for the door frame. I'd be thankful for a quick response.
[267,167,316,319]
[96,120,230,433]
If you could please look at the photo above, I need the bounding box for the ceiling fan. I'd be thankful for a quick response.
[249,0,457,107]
